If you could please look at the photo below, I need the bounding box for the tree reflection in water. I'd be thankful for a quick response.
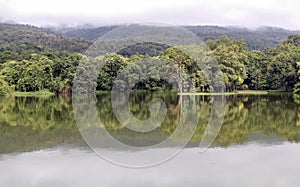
[0,93,299,154]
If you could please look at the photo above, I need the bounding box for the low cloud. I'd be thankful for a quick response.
[0,0,299,29]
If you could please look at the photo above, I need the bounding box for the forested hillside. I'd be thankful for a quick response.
[186,26,300,50]
[1,23,300,96]
[62,26,118,40]
[2,23,298,51]
[0,23,92,53]
[61,25,300,50]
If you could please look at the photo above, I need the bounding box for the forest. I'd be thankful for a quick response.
[1,23,300,95]
[62,25,300,50]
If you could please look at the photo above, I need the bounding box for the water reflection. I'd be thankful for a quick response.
[0,93,300,154]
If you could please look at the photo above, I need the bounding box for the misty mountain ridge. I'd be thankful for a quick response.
[0,22,300,51]
[55,24,300,50]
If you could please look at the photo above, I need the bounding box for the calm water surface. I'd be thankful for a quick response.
[1,93,300,186]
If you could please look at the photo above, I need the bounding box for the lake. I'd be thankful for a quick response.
[1,93,300,186]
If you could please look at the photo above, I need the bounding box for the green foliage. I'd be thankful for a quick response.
[0,55,58,92]
[282,35,300,46]
[0,77,13,96]
[62,24,300,51]
[117,42,169,57]
[264,37,300,91]
[96,53,127,91]
[1,23,300,94]
[0,52,84,94]
[72,55,98,93]
[209,36,247,91]
[293,62,300,94]
[244,50,263,89]
[0,23,92,55]
[242,35,300,91]
[63,25,118,40]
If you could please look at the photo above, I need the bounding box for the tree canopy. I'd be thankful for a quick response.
[1,23,300,95]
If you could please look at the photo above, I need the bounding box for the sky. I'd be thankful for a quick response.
[0,0,299,29]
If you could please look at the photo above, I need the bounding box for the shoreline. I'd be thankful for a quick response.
[178,90,290,96]
[9,90,291,97]
[13,91,55,97]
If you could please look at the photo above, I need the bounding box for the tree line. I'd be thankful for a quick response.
[1,34,300,95]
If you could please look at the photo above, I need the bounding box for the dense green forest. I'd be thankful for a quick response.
[4,23,298,50]
[1,23,300,95]
[62,25,300,50]
[0,23,92,53]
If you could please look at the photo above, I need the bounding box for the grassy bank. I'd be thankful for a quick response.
[9,90,291,97]
[14,91,55,97]
[178,90,290,96]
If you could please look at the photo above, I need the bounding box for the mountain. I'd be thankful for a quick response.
[60,25,300,50]
[0,23,92,53]
[1,23,299,53]
[186,25,300,50]
[62,25,118,40]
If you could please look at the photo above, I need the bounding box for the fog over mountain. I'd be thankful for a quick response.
[1,22,299,51]
[0,0,300,30]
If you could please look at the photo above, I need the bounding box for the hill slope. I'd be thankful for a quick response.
[0,23,92,53]
[61,25,300,50]
[1,23,299,53]
[186,26,300,50]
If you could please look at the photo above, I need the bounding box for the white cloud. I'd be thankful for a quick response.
[0,0,299,29]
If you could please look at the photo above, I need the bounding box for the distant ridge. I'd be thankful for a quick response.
[0,23,92,53]
[60,24,300,50]
[0,23,299,51]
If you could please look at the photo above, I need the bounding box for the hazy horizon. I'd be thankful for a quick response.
[0,0,300,30]
[2,20,299,32]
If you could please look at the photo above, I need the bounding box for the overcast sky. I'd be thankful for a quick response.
[0,0,299,29]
